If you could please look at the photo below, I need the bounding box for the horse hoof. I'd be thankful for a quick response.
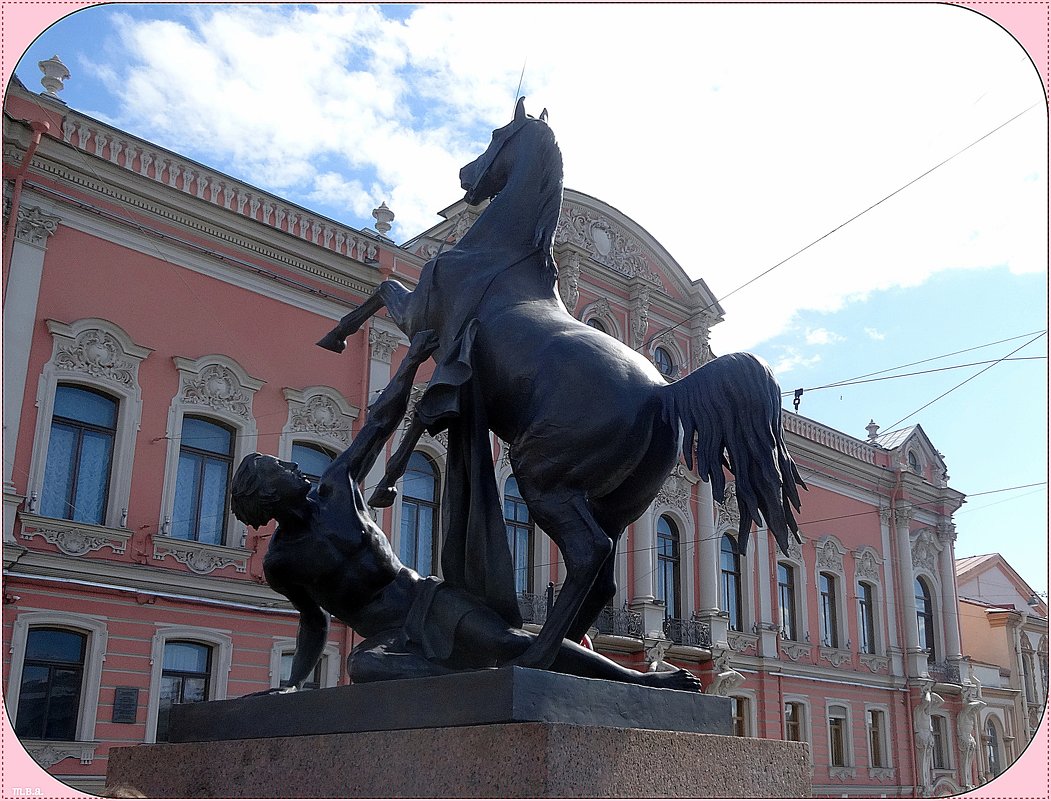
[368,487,397,508]
[316,333,346,353]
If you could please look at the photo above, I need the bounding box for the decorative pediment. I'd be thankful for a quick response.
[911,528,943,575]
[47,318,152,388]
[555,205,663,288]
[153,536,250,575]
[283,386,358,448]
[715,481,740,529]
[854,547,884,582]
[173,355,264,422]
[655,464,698,516]
[815,536,846,573]
[20,514,131,557]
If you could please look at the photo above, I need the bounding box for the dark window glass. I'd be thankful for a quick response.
[819,573,839,648]
[932,715,948,770]
[504,477,534,594]
[656,516,680,620]
[868,709,886,767]
[858,582,877,655]
[171,417,234,544]
[915,577,936,662]
[586,319,607,334]
[15,628,87,741]
[985,719,1001,776]
[785,702,803,742]
[40,385,118,525]
[290,442,334,487]
[400,452,439,575]
[156,641,211,742]
[778,563,797,641]
[828,707,847,767]
[720,534,743,631]
[731,696,747,737]
[653,347,675,377]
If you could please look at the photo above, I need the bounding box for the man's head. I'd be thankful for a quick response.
[231,453,312,528]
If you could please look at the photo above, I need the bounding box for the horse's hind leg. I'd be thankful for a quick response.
[317,279,414,352]
[507,490,613,670]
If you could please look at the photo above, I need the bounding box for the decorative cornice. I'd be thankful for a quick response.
[22,741,95,769]
[152,536,250,575]
[11,203,61,246]
[860,653,890,673]
[368,328,402,363]
[20,514,131,557]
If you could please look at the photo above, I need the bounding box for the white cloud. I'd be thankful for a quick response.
[865,328,887,341]
[771,350,823,377]
[85,4,1045,352]
[805,328,844,346]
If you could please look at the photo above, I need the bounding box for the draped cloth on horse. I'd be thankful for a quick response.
[413,246,534,629]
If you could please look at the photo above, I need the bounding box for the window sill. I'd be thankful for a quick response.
[19,513,131,557]
[152,535,251,575]
[19,740,97,769]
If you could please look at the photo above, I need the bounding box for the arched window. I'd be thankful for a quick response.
[586,318,608,334]
[720,534,743,631]
[985,718,1002,777]
[858,581,877,655]
[653,346,675,378]
[14,627,87,741]
[172,417,235,544]
[156,640,212,742]
[656,515,681,619]
[907,450,921,474]
[778,563,798,641]
[40,385,118,525]
[504,477,534,594]
[828,704,849,767]
[401,452,440,575]
[915,577,937,662]
[819,573,840,648]
[290,441,335,487]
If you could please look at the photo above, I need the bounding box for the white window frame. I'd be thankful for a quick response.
[782,695,811,747]
[914,571,943,662]
[853,545,887,657]
[931,712,954,771]
[825,700,854,769]
[777,557,807,643]
[653,507,696,623]
[27,318,151,530]
[730,689,757,737]
[144,626,233,743]
[813,536,848,651]
[158,354,263,547]
[717,527,753,634]
[864,704,893,770]
[6,611,109,743]
[268,638,341,690]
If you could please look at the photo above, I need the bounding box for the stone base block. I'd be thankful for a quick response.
[107,722,812,798]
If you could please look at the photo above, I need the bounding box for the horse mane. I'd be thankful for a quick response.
[529,120,564,279]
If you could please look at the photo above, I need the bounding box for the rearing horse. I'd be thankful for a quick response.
[319,99,805,670]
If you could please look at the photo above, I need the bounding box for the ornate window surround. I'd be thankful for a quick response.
[913,567,943,663]
[579,298,623,342]
[647,333,687,380]
[825,699,856,776]
[717,528,754,634]
[777,538,809,645]
[157,354,263,554]
[783,694,812,748]
[6,611,109,747]
[27,318,152,531]
[277,385,359,459]
[143,626,232,743]
[853,545,887,659]
[653,503,696,622]
[268,637,341,690]
[813,535,849,657]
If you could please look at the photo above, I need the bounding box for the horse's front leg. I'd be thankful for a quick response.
[507,491,613,670]
[317,279,414,353]
[368,412,429,508]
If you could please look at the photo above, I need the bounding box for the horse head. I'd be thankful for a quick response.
[460,97,552,206]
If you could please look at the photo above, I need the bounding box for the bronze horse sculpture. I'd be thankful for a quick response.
[319,99,805,670]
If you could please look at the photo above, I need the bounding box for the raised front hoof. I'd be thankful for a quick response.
[316,332,347,353]
[368,486,398,508]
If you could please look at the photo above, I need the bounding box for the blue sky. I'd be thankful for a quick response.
[7,4,1048,590]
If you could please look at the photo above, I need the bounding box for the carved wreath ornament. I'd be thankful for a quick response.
[55,329,136,386]
[182,365,251,419]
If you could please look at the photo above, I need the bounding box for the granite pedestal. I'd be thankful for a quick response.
[106,668,812,798]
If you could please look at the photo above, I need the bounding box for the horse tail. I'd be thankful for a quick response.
[660,353,807,556]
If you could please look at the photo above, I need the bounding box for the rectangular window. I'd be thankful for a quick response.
[156,641,211,742]
[15,628,87,741]
[858,582,877,654]
[280,652,324,690]
[40,386,118,525]
[778,563,797,641]
[932,715,948,770]
[785,702,804,742]
[828,706,848,767]
[731,696,748,737]
[171,418,233,544]
[819,573,839,648]
[868,709,886,767]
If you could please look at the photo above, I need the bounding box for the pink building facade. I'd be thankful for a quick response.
[2,70,993,796]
